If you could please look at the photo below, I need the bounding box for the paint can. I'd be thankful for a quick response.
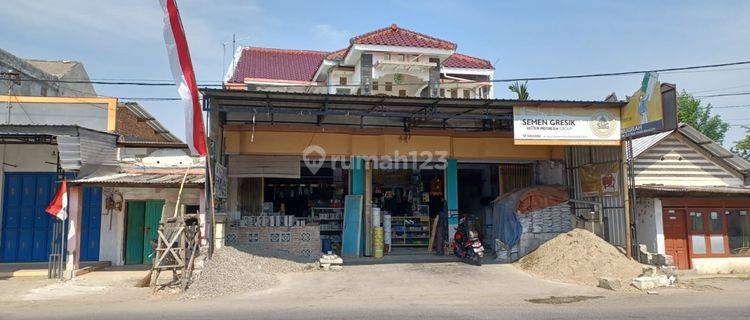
[373,227,384,258]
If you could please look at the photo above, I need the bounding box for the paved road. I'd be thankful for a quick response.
[2,263,749,320]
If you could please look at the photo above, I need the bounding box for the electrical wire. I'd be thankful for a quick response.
[1,59,750,89]
[696,92,750,98]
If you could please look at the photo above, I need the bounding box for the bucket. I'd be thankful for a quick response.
[322,239,332,253]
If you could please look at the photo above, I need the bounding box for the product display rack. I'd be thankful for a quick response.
[390,216,431,247]
[312,207,344,251]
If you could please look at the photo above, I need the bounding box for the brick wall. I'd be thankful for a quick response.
[225,225,322,259]
[115,104,168,142]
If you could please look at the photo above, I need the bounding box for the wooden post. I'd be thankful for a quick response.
[622,140,633,258]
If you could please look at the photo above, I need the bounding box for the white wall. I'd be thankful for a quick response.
[98,186,204,266]
[635,197,665,254]
[692,257,750,274]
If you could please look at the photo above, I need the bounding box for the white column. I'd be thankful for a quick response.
[65,185,83,278]
[654,198,666,254]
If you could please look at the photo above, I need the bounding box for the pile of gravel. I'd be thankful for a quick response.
[516,228,642,291]
[185,246,317,299]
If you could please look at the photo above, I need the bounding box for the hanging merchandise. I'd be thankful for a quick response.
[383,213,392,253]
[429,178,443,196]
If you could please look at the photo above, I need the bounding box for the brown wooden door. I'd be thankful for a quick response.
[663,209,690,269]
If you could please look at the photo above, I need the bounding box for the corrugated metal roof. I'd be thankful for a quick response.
[0,125,118,172]
[679,125,713,144]
[631,123,750,174]
[631,130,672,158]
[676,124,750,173]
[636,185,750,195]
[202,88,626,108]
[72,172,204,186]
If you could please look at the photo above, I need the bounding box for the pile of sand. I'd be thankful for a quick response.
[185,246,317,299]
[516,228,642,290]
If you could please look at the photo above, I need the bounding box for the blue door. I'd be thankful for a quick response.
[80,186,102,261]
[1,173,101,263]
[1,173,58,262]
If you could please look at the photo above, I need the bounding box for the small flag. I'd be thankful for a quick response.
[159,0,207,156]
[45,180,68,221]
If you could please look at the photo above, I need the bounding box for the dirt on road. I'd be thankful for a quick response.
[516,228,643,290]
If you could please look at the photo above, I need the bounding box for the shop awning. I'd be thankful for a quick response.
[227,155,301,178]
[636,185,750,196]
[71,170,205,188]
[202,89,624,131]
[0,124,118,174]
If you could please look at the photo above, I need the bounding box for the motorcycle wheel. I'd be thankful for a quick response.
[472,254,482,266]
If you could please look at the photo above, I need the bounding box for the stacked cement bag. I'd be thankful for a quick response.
[517,202,573,256]
[519,202,572,234]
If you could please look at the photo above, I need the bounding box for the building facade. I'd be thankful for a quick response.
[632,124,750,273]
[0,48,97,97]
[224,24,494,99]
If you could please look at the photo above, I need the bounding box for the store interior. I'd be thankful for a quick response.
[233,159,541,260]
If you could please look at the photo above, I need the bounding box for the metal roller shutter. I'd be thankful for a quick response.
[227,155,301,179]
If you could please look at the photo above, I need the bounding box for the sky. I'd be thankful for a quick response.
[2,0,750,147]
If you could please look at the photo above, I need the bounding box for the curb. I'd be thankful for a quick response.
[0,269,48,278]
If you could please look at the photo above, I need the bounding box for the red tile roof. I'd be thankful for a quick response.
[228,25,493,84]
[443,53,494,70]
[326,48,348,60]
[351,24,456,50]
[229,47,328,83]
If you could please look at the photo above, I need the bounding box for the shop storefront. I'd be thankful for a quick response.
[204,90,629,261]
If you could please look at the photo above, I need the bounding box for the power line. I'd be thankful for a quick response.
[2,59,750,88]
[696,92,750,98]
[690,84,750,94]
[712,104,750,109]
[491,60,750,83]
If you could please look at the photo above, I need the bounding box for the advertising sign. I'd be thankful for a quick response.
[513,106,621,146]
[579,162,620,197]
[214,163,228,199]
[621,72,678,138]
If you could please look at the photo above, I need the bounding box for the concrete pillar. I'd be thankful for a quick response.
[65,185,83,278]
[359,54,373,95]
[654,198,666,255]
[350,157,365,255]
[350,157,365,195]
[445,159,459,241]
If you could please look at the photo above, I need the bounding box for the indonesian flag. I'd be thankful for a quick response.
[159,0,207,156]
[45,180,68,221]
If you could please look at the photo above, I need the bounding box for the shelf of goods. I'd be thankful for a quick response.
[390,216,431,247]
[312,207,344,249]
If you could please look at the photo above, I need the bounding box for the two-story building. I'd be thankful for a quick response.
[206,24,631,262]
[224,24,494,99]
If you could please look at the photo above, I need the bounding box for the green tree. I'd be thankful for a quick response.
[508,81,529,100]
[731,127,750,161]
[677,90,729,144]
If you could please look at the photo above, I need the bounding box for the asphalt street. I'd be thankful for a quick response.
[1,263,748,320]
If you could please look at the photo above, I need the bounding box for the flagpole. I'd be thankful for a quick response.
[204,107,217,258]
[60,216,66,279]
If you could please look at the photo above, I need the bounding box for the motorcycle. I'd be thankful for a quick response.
[452,218,485,266]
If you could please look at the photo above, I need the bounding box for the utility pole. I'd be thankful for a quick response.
[1,70,20,124]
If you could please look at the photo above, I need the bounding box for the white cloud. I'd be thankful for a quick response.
[311,24,350,48]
